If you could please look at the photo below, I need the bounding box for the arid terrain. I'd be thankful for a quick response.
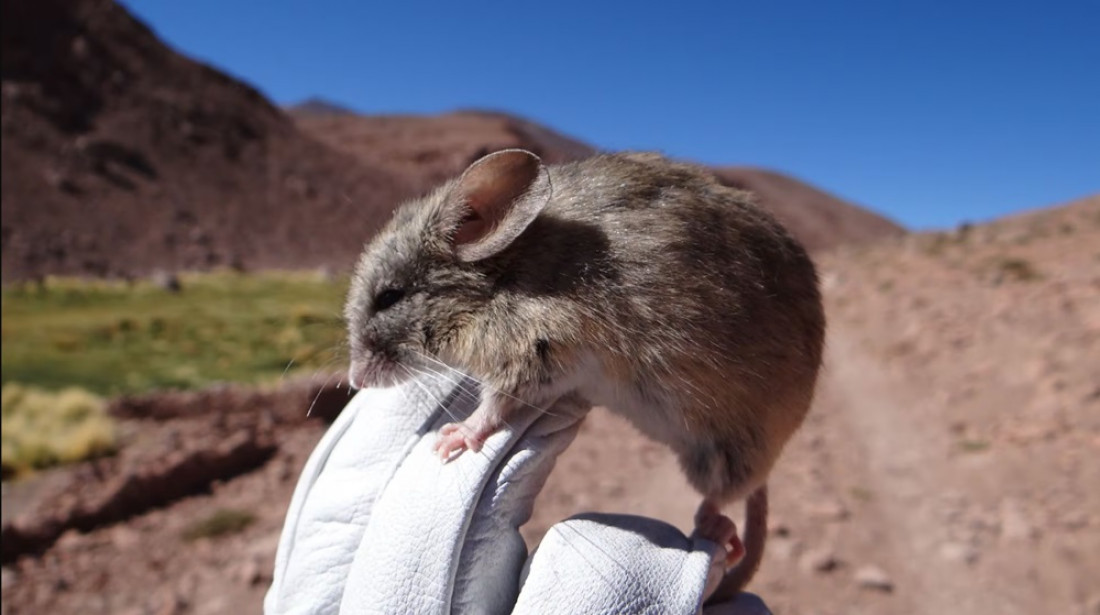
[3,1,1098,614]
[4,197,1097,614]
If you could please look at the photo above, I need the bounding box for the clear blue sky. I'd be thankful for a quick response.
[121,0,1098,229]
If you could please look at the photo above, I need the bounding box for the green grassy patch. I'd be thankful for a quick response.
[1,383,116,477]
[182,508,257,541]
[1,270,349,396]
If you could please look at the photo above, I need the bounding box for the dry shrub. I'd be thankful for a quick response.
[1,383,116,477]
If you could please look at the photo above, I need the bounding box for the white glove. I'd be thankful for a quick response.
[264,373,771,614]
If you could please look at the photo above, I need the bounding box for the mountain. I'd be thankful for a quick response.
[294,110,904,252]
[284,97,356,118]
[711,167,904,251]
[1,0,901,283]
[289,108,598,198]
[1,0,402,280]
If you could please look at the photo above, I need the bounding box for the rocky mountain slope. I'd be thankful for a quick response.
[293,107,905,252]
[1,0,403,281]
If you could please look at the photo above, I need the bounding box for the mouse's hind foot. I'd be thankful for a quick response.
[692,500,746,603]
[693,499,745,566]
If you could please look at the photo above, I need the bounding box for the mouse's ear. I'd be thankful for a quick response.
[447,149,551,262]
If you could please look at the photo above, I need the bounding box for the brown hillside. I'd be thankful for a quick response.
[0,0,403,281]
[294,108,904,252]
[288,108,598,197]
[712,167,905,251]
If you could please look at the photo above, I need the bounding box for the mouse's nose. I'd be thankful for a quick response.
[347,353,371,390]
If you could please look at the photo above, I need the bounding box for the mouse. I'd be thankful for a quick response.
[345,148,825,602]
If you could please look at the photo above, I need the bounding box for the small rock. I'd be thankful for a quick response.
[112,525,140,550]
[770,521,791,537]
[175,571,200,598]
[1000,499,1037,541]
[938,542,979,564]
[234,555,268,586]
[55,529,83,551]
[240,559,261,586]
[247,530,282,561]
[854,565,894,592]
[154,588,183,615]
[799,548,840,573]
[1,566,16,591]
[1058,509,1089,530]
[808,499,850,522]
[768,537,800,562]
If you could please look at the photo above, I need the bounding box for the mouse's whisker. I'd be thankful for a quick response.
[400,363,475,427]
[404,353,490,407]
[413,349,564,419]
[398,364,447,408]
[400,362,515,461]
[280,358,296,382]
[305,370,340,418]
[400,359,477,400]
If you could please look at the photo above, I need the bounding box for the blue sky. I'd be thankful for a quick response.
[121,0,1098,229]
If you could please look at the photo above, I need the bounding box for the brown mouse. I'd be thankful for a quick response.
[345,149,825,601]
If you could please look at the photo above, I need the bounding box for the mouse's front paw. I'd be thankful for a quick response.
[433,422,485,461]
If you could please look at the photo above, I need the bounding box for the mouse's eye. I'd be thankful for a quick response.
[373,288,406,312]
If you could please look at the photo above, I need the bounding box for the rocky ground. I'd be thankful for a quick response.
[3,196,1097,614]
[1,379,349,614]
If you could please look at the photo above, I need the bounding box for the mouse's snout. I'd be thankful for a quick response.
[347,345,381,390]
[347,348,406,390]
[347,357,368,390]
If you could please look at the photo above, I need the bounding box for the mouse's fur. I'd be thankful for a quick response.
[346,149,825,598]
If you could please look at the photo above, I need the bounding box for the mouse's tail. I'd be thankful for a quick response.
[706,483,768,605]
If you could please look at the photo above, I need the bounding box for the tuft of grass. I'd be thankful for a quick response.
[1,383,116,477]
[921,233,951,256]
[849,486,874,502]
[182,508,256,541]
[1,270,349,396]
[993,257,1041,282]
[958,439,991,453]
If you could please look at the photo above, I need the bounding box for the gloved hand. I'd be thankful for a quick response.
[264,372,771,614]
